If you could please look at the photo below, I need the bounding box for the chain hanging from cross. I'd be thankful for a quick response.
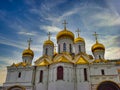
[62,20,68,30]
[27,38,32,49]
[93,32,99,42]
[76,28,80,37]
[47,32,51,40]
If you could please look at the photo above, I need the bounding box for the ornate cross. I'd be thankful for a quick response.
[62,20,68,30]
[93,32,99,42]
[47,32,51,40]
[27,38,32,49]
[76,28,80,37]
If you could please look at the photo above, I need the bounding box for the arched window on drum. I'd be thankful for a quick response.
[63,43,66,52]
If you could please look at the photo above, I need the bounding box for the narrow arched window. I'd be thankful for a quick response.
[39,70,43,82]
[99,55,102,59]
[79,45,81,53]
[69,44,72,53]
[63,43,66,51]
[101,69,105,75]
[57,66,63,80]
[58,44,60,53]
[45,48,48,55]
[84,68,87,81]
[18,72,21,78]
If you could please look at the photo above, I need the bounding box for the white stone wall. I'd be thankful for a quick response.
[4,66,34,90]
[90,63,119,85]
[76,65,91,90]
[48,63,74,90]
[35,66,49,90]
[4,60,120,90]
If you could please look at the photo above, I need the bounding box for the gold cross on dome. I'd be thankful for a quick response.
[93,32,99,42]
[76,28,80,37]
[47,32,51,40]
[62,20,68,30]
[27,38,32,49]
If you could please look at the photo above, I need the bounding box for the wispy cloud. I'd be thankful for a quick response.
[101,35,120,59]
[0,35,26,49]
[91,11,120,27]
[41,25,61,33]
[18,31,37,36]
[105,47,120,59]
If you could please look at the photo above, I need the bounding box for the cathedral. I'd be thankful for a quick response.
[3,21,120,90]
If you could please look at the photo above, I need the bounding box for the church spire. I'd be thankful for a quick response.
[62,20,68,30]
[93,32,99,43]
[27,38,32,49]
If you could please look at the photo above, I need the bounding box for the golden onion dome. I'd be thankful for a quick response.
[44,40,54,46]
[22,48,34,57]
[56,29,74,41]
[74,36,85,43]
[91,41,105,52]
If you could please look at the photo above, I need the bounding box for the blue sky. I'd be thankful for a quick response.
[0,0,120,85]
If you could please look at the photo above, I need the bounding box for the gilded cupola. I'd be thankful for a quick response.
[22,48,34,57]
[44,32,54,46]
[22,38,34,65]
[22,38,34,57]
[74,29,85,43]
[91,32,105,52]
[91,41,105,52]
[74,29,86,54]
[44,40,54,46]
[56,20,74,41]
[91,32,105,60]
[43,32,54,57]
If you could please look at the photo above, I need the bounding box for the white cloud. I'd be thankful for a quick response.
[18,31,37,36]
[105,47,120,59]
[92,11,120,27]
[41,25,61,33]
[102,35,119,47]
[99,35,120,59]
[45,7,80,24]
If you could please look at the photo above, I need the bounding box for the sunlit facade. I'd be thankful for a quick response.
[3,21,120,90]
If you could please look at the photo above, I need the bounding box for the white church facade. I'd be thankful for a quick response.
[3,21,120,90]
